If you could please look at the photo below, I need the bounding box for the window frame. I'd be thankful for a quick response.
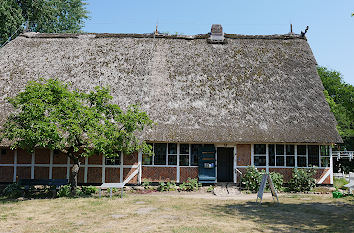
[253,144,331,168]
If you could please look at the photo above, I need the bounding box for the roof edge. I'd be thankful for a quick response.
[19,32,307,40]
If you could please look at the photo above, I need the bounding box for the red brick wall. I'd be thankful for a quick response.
[53,151,67,164]
[142,167,177,182]
[35,149,50,164]
[124,152,138,165]
[35,167,49,179]
[180,167,198,182]
[88,154,102,165]
[0,148,14,164]
[105,168,120,183]
[237,144,251,166]
[0,167,13,182]
[123,168,138,184]
[17,149,32,164]
[52,167,67,179]
[87,167,102,183]
[17,167,31,179]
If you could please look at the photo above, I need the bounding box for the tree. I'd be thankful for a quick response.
[0,0,89,46]
[0,79,153,194]
[317,66,354,150]
[0,0,24,45]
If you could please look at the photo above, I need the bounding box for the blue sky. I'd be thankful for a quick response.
[84,0,354,85]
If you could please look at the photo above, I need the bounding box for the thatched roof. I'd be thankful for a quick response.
[0,31,342,144]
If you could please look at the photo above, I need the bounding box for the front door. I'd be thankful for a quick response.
[217,147,234,182]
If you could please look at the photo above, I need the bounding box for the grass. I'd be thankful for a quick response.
[0,193,353,232]
[334,177,349,190]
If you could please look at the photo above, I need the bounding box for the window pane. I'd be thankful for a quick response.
[180,154,189,166]
[168,154,177,165]
[320,145,329,156]
[286,145,294,155]
[276,156,284,166]
[297,145,306,155]
[308,145,319,167]
[254,144,266,154]
[298,156,306,167]
[321,157,330,167]
[142,153,152,165]
[286,156,295,167]
[269,144,275,166]
[154,143,167,165]
[191,144,202,166]
[168,143,177,154]
[105,157,120,165]
[276,144,284,155]
[254,156,266,166]
[180,144,189,154]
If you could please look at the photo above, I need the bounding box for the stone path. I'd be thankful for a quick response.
[213,183,241,196]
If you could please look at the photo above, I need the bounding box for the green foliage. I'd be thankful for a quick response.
[288,168,316,192]
[57,185,71,197]
[0,0,24,45]
[81,186,98,195]
[0,79,153,189]
[142,179,151,189]
[269,172,284,191]
[179,178,201,191]
[1,0,89,46]
[241,167,283,192]
[207,185,214,192]
[158,181,177,192]
[317,66,354,150]
[241,166,262,192]
[334,177,349,190]
[2,183,22,198]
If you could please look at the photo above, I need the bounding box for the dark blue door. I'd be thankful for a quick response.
[198,145,216,183]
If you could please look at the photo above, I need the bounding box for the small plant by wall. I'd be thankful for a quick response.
[288,168,316,192]
[179,178,201,191]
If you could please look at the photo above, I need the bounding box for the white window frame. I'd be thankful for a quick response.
[252,144,331,169]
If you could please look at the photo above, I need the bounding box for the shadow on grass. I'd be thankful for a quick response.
[207,200,354,232]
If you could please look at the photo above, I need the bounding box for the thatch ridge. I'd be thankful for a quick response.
[0,32,342,145]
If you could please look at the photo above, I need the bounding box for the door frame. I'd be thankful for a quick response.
[214,144,237,183]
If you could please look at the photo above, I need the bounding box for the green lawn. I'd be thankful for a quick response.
[0,193,353,232]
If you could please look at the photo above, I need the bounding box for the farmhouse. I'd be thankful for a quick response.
[0,25,342,185]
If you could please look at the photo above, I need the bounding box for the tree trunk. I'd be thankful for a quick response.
[70,158,80,196]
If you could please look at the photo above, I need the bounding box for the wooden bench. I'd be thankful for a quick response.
[18,179,68,197]
[99,183,124,198]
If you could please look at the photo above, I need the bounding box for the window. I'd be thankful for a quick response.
[276,144,285,166]
[285,145,295,167]
[297,145,307,167]
[308,145,319,167]
[191,144,202,166]
[105,154,121,165]
[269,144,275,166]
[254,144,266,166]
[320,145,330,167]
[154,143,167,165]
[179,144,189,166]
[168,143,177,165]
[142,143,153,165]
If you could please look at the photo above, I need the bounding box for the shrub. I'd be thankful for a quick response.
[207,185,214,192]
[269,172,284,191]
[2,183,22,198]
[241,166,262,192]
[179,178,201,191]
[57,185,71,197]
[142,179,151,189]
[81,186,98,196]
[288,168,316,192]
[158,181,177,192]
